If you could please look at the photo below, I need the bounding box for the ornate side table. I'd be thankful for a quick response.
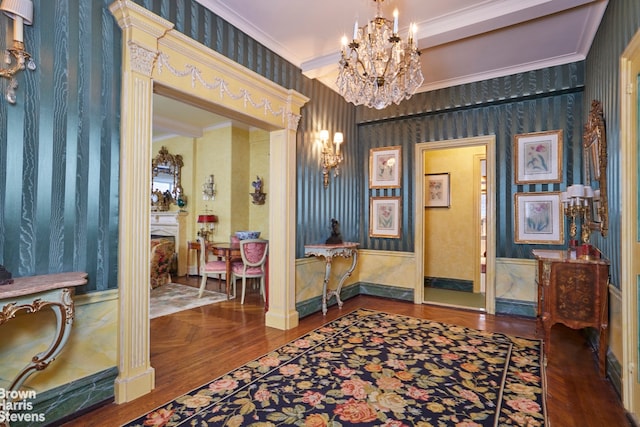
[304,242,359,315]
[532,249,609,377]
[0,272,87,395]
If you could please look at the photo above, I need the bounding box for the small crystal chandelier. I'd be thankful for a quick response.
[337,0,423,110]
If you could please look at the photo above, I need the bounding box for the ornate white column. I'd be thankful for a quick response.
[109,1,173,403]
[265,115,301,329]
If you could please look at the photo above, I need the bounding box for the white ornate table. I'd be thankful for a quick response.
[304,242,359,315]
[0,272,87,396]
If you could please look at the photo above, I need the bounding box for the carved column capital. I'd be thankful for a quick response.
[128,41,157,76]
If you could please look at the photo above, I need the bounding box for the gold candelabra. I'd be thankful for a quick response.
[562,184,594,253]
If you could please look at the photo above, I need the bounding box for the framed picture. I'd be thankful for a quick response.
[514,130,563,184]
[369,196,401,238]
[514,192,564,244]
[369,146,401,188]
[424,173,450,208]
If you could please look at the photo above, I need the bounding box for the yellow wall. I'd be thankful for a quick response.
[249,129,270,238]
[154,125,270,255]
[230,126,251,235]
[0,291,117,393]
[195,126,232,241]
[423,146,485,284]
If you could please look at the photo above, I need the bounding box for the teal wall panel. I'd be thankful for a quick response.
[357,64,585,256]
[584,0,640,289]
[295,79,358,257]
[0,1,120,292]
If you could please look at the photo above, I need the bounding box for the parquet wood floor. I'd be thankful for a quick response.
[62,276,632,427]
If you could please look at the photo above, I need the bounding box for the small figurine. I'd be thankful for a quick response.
[325,218,343,244]
[0,264,13,285]
[252,176,263,192]
[251,176,266,205]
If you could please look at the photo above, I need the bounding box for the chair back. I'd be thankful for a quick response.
[239,239,268,268]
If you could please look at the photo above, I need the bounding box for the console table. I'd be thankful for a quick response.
[532,249,609,377]
[304,242,359,315]
[0,272,87,394]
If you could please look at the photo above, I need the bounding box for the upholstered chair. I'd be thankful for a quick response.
[231,239,268,304]
[150,238,175,289]
[197,236,228,298]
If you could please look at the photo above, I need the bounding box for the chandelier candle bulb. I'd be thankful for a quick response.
[333,132,343,155]
[393,9,398,34]
[13,15,22,42]
[353,20,358,39]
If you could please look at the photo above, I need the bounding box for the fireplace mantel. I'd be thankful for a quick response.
[150,211,188,276]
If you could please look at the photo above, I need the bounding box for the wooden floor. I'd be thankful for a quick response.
[62,276,631,427]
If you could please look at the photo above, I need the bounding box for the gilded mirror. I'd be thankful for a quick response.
[151,146,185,211]
[583,100,608,237]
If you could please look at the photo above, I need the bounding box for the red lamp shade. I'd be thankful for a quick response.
[197,214,218,223]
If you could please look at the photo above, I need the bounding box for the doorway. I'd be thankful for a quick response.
[111,1,308,403]
[414,136,496,314]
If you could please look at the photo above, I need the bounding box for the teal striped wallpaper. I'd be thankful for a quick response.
[0,1,120,291]
[357,64,585,256]
[584,0,640,289]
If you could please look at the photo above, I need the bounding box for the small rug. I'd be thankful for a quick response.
[125,308,547,426]
[150,283,227,319]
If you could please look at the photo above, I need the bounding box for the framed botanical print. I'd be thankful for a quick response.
[514,130,563,184]
[369,146,401,188]
[369,196,401,238]
[514,192,564,244]
[424,173,450,208]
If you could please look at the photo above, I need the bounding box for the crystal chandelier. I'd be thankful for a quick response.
[337,0,423,110]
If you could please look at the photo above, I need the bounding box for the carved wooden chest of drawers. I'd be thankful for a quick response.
[532,249,610,377]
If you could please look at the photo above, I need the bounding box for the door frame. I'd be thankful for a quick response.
[414,136,496,314]
[620,28,640,419]
[110,1,308,403]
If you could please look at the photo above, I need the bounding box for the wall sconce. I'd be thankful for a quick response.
[0,0,35,104]
[319,129,344,188]
[202,174,216,200]
[197,214,218,242]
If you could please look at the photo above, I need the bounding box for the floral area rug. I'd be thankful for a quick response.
[125,308,547,426]
[150,283,227,319]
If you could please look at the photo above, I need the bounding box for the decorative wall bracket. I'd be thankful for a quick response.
[251,176,266,205]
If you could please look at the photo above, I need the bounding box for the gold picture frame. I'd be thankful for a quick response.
[369,196,401,238]
[514,130,563,184]
[369,146,401,188]
[583,99,608,237]
[514,192,564,244]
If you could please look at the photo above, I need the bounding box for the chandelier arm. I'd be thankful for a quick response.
[0,47,29,78]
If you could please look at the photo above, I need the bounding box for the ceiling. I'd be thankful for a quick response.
[154,0,608,139]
